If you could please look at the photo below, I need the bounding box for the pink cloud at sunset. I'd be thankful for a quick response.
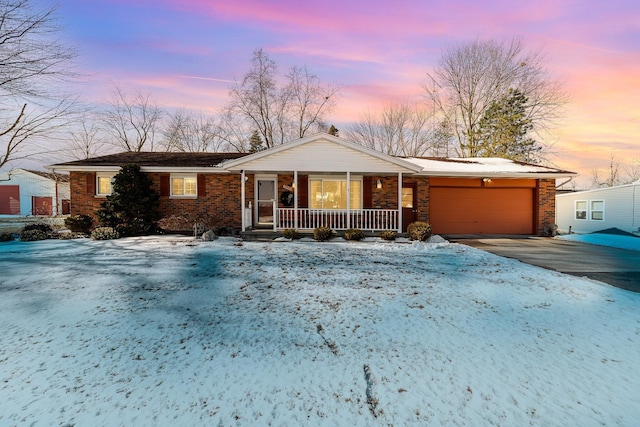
[36,0,640,187]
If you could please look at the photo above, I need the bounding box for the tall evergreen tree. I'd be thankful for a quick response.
[97,164,160,236]
[476,89,541,163]
[249,130,264,153]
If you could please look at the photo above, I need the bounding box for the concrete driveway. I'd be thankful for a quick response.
[448,236,640,293]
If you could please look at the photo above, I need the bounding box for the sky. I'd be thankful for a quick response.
[33,0,640,187]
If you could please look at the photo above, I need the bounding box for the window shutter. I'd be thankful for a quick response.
[297,175,308,208]
[363,176,373,208]
[86,173,96,195]
[197,174,206,197]
[160,175,170,196]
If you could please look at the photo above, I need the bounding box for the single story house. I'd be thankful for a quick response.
[0,169,70,216]
[48,133,575,235]
[556,180,640,235]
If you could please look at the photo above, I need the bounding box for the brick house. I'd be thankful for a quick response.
[48,133,575,235]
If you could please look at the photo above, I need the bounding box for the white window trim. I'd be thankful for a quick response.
[170,174,198,198]
[95,173,115,197]
[590,200,605,221]
[574,200,587,221]
[309,175,363,210]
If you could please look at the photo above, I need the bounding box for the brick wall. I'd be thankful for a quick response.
[536,178,556,235]
[70,171,245,229]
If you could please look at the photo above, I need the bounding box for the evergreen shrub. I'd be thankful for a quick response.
[91,227,120,240]
[19,229,48,241]
[282,228,300,239]
[407,221,432,241]
[64,214,93,233]
[343,228,364,241]
[313,226,333,242]
[380,230,397,241]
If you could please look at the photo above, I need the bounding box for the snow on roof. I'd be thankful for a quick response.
[403,157,575,177]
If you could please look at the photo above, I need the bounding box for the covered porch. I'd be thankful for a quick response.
[222,134,423,233]
[242,171,406,232]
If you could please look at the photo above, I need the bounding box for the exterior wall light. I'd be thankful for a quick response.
[376,179,382,189]
[482,178,492,183]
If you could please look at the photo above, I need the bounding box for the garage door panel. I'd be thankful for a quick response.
[430,187,533,234]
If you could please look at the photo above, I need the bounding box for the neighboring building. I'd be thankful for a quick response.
[48,133,575,235]
[0,169,70,216]
[556,181,640,235]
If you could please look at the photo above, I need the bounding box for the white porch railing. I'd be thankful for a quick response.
[276,208,398,231]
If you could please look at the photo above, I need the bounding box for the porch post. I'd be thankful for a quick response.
[398,172,403,233]
[241,170,246,231]
[293,170,298,229]
[346,171,351,229]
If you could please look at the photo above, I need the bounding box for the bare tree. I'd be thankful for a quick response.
[592,154,640,188]
[0,0,77,168]
[346,102,431,157]
[102,85,162,152]
[286,65,338,138]
[161,110,228,153]
[423,37,566,161]
[226,48,338,148]
[68,116,105,159]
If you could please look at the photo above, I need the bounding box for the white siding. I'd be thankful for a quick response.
[237,139,414,173]
[556,183,640,234]
[0,169,70,216]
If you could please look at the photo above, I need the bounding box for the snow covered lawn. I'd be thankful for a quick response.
[1,236,639,426]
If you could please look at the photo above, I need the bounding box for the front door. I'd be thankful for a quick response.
[256,178,277,226]
[402,183,417,231]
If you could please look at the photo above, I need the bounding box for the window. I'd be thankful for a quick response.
[575,200,587,220]
[96,174,115,196]
[590,200,604,221]
[171,175,197,197]
[402,187,414,208]
[309,177,362,209]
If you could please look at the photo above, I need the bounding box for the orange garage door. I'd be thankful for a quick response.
[430,187,534,234]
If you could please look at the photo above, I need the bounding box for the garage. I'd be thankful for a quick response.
[430,178,535,235]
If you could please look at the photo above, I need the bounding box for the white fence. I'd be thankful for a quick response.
[276,208,398,231]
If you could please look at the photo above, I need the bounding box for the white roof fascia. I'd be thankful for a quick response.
[418,171,577,179]
[222,133,423,173]
[47,165,231,174]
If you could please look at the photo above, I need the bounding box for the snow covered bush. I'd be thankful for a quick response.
[19,229,48,241]
[343,228,364,241]
[380,230,397,241]
[91,227,120,240]
[0,232,15,242]
[282,229,300,239]
[64,214,93,233]
[407,221,432,241]
[22,223,52,234]
[313,226,333,241]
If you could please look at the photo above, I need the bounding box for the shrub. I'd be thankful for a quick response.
[0,232,15,242]
[96,164,160,236]
[380,230,397,241]
[343,228,364,241]
[215,226,235,236]
[282,228,301,239]
[22,223,52,233]
[64,214,93,233]
[407,221,432,241]
[313,226,333,242]
[19,229,48,241]
[91,227,120,240]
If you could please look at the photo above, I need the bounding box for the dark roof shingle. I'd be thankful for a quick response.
[52,152,249,168]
